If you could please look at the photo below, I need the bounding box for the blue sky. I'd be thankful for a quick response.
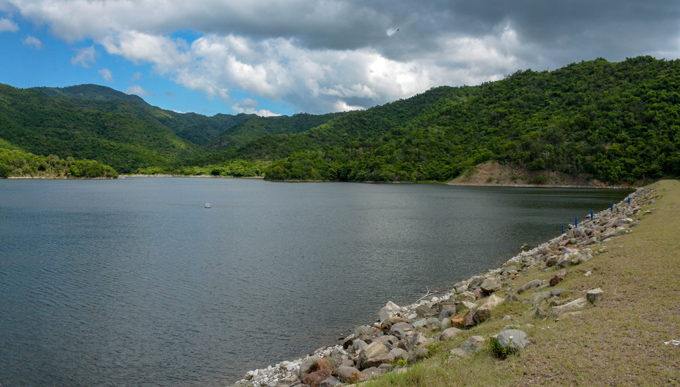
[1,1,679,117]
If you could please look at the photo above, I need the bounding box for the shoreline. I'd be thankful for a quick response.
[227,183,657,386]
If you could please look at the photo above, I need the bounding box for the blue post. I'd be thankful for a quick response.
[628,197,631,205]
[591,210,594,220]
[575,217,578,229]
[611,202,614,211]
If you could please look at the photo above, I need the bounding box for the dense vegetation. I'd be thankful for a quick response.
[3,56,680,183]
[0,148,118,178]
[263,57,680,183]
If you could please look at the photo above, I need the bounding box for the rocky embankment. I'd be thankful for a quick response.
[229,186,656,387]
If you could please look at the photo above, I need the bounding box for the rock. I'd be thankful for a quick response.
[389,348,408,360]
[358,341,389,369]
[439,306,457,321]
[473,294,505,324]
[460,336,485,354]
[530,291,551,306]
[412,319,428,329]
[461,300,478,311]
[549,297,588,318]
[457,291,476,303]
[354,326,379,337]
[319,376,342,387]
[462,309,476,328]
[450,315,465,329]
[415,304,436,318]
[377,335,400,350]
[468,276,486,289]
[441,327,462,341]
[303,369,332,387]
[342,334,355,349]
[587,288,604,303]
[545,254,559,267]
[403,332,429,351]
[352,339,367,353]
[534,307,547,319]
[361,353,395,369]
[450,348,468,357]
[480,277,501,293]
[380,316,410,333]
[496,329,530,350]
[360,367,385,381]
[426,317,441,328]
[407,347,430,364]
[550,288,565,297]
[517,279,542,294]
[504,294,520,303]
[549,269,567,286]
[453,281,468,293]
[378,301,401,322]
[308,357,333,375]
[472,287,485,299]
[440,317,452,331]
[389,322,413,340]
[584,271,592,277]
[336,366,361,384]
[300,356,322,379]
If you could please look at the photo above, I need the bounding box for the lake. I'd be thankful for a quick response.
[0,178,630,386]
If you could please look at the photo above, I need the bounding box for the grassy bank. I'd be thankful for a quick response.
[364,180,680,386]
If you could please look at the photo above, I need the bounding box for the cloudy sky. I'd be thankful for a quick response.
[1,1,679,116]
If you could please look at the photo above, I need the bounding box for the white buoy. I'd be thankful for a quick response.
[205,203,211,208]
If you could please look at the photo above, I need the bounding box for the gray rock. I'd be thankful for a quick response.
[550,288,565,297]
[426,317,441,328]
[480,277,501,293]
[453,282,469,293]
[377,335,400,349]
[496,329,530,350]
[517,279,542,294]
[412,318,427,329]
[360,367,385,381]
[587,288,604,303]
[361,353,395,369]
[389,322,413,340]
[319,376,342,387]
[545,255,559,267]
[389,347,408,360]
[354,325,379,337]
[441,327,462,341]
[530,291,551,305]
[358,341,389,367]
[407,347,430,364]
[403,332,429,351]
[440,317,451,331]
[457,291,476,303]
[299,356,319,379]
[352,339,368,353]
[415,304,436,318]
[439,306,457,321]
[460,335,485,354]
[549,297,588,318]
[473,294,504,324]
[378,301,401,322]
[468,276,486,289]
[342,334,355,349]
[450,348,468,357]
[336,366,361,384]
[504,294,520,303]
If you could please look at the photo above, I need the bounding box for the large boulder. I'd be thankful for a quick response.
[380,316,410,333]
[549,269,567,286]
[549,297,588,318]
[587,288,604,303]
[378,301,401,322]
[336,366,361,384]
[457,291,476,303]
[407,347,430,364]
[468,276,486,288]
[473,294,505,324]
[361,353,395,369]
[517,279,542,294]
[441,327,462,341]
[496,329,530,350]
[358,341,389,369]
[302,369,332,387]
[389,322,413,340]
[480,277,501,294]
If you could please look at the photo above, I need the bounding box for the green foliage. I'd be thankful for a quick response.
[255,56,680,183]
[487,337,518,360]
[0,149,117,178]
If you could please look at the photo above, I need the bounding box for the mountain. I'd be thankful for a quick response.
[33,84,152,108]
[256,56,680,183]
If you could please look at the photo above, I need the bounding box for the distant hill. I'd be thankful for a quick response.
[32,84,152,108]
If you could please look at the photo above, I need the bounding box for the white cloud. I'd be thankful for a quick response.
[71,46,95,67]
[0,17,18,32]
[22,35,41,49]
[127,84,154,96]
[98,68,113,82]
[334,100,364,112]
[232,98,281,117]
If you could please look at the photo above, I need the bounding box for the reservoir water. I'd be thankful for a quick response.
[0,178,630,386]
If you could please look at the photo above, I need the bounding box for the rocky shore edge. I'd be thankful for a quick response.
[228,185,656,387]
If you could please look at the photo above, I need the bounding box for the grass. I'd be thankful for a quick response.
[362,180,680,386]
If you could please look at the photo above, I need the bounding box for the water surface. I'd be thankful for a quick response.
[0,178,630,386]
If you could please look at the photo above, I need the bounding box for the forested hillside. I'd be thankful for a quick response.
[262,56,680,183]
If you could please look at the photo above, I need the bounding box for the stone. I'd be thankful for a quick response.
[361,353,395,369]
[450,315,465,329]
[308,357,334,375]
[378,301,401,322]
[468,276,486,289]
[441,327,462,341]
[545,255,559,267]
[461,301,478,311]
[439,306,457,321]
[360,367,385,381]
[407,347,430,364]
[412,319,428,329]
[299,356,321,379]
[427,317,441,328]
[358,341,389,367]
[352,339,367,353]
[450,348,468,357]
[550,269,567,286]
[504,294,520,303]
[496,329,530,350]
[415,304,436,318]
[549,297,588,318]
[587,288,604,303]
[530,291,551,306]
[302,369,332,387]
[462,309,476,328]
[380,316,410,333]
[336,366,361,384]
[403,332,429,351]
[377,335,400,350]
[460,336,485,354]
[389,322,413,340]
[389,347,408,360]
[550,288,565,297]
[342,334,355,349]
[473,294,505,324]
[453,282,468,293]
[517,279,542,294]
[319,376,342,387]
[354,325,379,337]
[457,291,476,303]
[480,277,501,293]
[440,317,452,331]
[472,287,485,299]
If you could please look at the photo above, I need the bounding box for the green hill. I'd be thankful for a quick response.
[258,56,680,183]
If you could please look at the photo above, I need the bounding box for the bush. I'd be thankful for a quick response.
[488,337,518,360]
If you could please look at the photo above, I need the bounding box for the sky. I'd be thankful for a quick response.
[1,1,680,117]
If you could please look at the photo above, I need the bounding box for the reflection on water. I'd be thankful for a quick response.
[0,178,630,385]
